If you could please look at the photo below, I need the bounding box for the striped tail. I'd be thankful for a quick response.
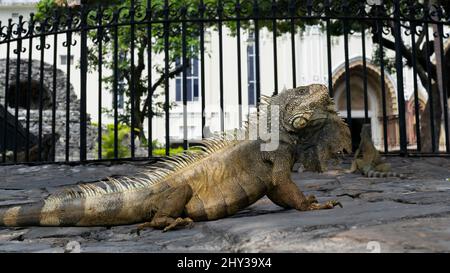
[0,183,156,227]
[363,169,406,179]
[0,192,148,227]
[0,202,46,227]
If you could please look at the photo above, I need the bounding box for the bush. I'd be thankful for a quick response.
[100,123,131,159]
[152,146,185,156]
[97,124,201,158]
[151,140,202,156]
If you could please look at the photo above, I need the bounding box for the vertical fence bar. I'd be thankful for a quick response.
[325,1,333,97]
[2,20,11,163]
[236,1,242,127]
[438,24,450,153]
[79,4,88,161]
[13,16,23,163]
[289,0,296,88]
[130,0,136,158]
[410,21,421,151]
[181,6,188,150]
[147,0,153,156]
[65,15,72,162]
[424,23,436,153]
[38,21,46,161]
[51,12,58,162]
[271,0,278,95]
[97,6,103,159]
[164,0,170,155]
[393,0,407,155]
[377,19,388,153]
[26,15,34,162]
[113,11,119,159]
[218,0,224,132]
[361,23,369,123]
[343,12,352,150]
[200,0,206,136]
[253,0,260,105]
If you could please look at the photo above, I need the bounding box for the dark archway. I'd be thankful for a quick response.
[7,80,53,110]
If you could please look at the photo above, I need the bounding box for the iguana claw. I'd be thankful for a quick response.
[329,200,343,208]
[308,199,343,210]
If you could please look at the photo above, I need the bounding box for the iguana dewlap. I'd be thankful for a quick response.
[0,84,350,232]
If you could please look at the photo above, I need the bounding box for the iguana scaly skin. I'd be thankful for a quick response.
[350,124,405,178]
[0,84,350,232]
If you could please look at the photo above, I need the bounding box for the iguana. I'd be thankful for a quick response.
[350,124,405,178]
[0,84,350,232]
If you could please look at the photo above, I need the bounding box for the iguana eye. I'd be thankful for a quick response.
[292,116,309,129]
[293,117,308,129]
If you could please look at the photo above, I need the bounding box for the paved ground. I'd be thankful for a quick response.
[0,157,449,253]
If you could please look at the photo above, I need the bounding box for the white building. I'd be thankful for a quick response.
[0,0,446,157]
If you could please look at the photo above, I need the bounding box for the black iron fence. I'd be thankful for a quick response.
[0,0,449,165]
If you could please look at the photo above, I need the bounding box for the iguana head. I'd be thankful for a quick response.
[272,84,335,133]
[271,84,351,172]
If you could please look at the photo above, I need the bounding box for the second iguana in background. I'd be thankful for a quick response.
[350,124,405,178]
[0,84,350,232]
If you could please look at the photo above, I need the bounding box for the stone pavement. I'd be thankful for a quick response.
[0,157,449,253]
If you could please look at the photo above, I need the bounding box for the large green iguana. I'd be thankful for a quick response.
[350,124,405,178]
[0,84,350,232]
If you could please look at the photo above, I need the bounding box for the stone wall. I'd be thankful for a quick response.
[0,59,98,161]
[0,59,80,111]
[17,109,98,161]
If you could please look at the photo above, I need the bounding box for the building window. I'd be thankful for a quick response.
[60,55,74,65]
[175,57,199,102]
[247,31,256,106]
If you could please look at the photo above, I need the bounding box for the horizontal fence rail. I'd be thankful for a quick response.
[0,0,449,165]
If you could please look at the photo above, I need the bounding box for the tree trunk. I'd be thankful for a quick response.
[420,83,442,152]
[133,92,147,143]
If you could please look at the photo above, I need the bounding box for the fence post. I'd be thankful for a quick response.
[393,0,407,155]
[79,3,88,161]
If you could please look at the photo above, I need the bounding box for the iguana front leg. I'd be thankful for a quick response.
[137,184,194,232]
[267,160,342,211]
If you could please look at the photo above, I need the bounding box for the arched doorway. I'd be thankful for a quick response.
[405,93,426,147]
[332,59,398,151]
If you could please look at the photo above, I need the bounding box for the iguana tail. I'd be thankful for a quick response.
[363,169,406,179]
[0,181,156,227]
[0,138,235,227]
[0,202,48,226]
